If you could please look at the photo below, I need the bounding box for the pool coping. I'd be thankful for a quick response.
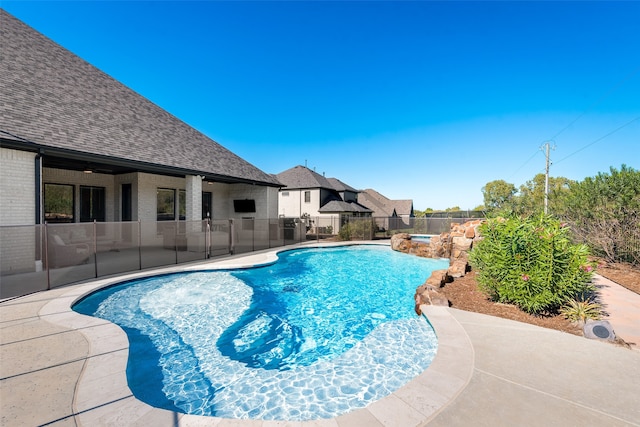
[39,242,474,426]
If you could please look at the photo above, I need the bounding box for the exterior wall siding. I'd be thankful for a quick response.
[278,189,302,217]
[227,183,278,220]
[278,188,322,218]
[0,148,37,272]
[0,148,36,226]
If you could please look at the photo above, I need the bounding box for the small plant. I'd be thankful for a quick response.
[560,297,602,323]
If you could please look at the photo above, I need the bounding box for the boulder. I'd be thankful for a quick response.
[448,259,468,278]
[452,236,473,251]
[465,226,475,239]
[412,243,433,258]
[422,289,449,306]
[425,269,452,288]
[395,219,487,316]
[390,233,412,252]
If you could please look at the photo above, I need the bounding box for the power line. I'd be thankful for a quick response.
[554,116,640,164]
[548,66,640,141]
[508,149,543,180]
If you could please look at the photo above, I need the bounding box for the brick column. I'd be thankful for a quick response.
[185,175,202,222]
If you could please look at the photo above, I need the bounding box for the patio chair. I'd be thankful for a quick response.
[48,234,91,268]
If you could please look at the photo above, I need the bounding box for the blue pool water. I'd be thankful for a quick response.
[73,245,449,420]
[411,234,433,244]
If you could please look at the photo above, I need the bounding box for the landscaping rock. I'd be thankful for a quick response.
[425,269,452,288]
[390,233,412,252]
[423,289,449,306]
[448,259,468,278]
[392,220,486,313]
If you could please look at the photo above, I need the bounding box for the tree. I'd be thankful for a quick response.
[413,208,433,217]
[558,165,640,264]
[481,180,517,215]
[516,173,572,216]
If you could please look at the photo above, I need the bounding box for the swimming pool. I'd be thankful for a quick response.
[411,234,434,244]
[73,245,449,420]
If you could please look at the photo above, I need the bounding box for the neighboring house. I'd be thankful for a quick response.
[0,10,282,230]
[358,189,415,229]
[275,166,371,232]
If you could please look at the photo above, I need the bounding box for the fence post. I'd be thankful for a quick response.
[93,220,98,278]
[138,220,142,270]
[174,220,179,264]
[44,222,50,290]
[205,219,210,259]
[229,219,235,255]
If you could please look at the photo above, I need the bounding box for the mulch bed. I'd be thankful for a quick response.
[438,271,583,335]
[438,260,640,336]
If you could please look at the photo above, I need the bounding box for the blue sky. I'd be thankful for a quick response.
[3,1,639,210]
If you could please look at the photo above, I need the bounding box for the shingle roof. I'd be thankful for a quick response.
[358,189,395,216]
[392,199,414,216]
[326,177,358,193]
[0,10,280,186]
[318,200,372,213]
[275,165,335,190]
[358,189,414,217]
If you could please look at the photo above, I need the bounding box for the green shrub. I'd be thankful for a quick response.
[469,215,595,315]
[337,219,376,241]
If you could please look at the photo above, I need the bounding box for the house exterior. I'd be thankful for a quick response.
[0,10,281,230]
[358,188,414,230]
[0,11,287,281]
[275,166,371,232]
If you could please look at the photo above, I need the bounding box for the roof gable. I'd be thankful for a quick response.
[275,165,335,190]
[326,177,358,193]
[0,11,279,186]
[358,189,394,216]
[359,189,414,217]
[318,200,372,213]
[392,200,414,216]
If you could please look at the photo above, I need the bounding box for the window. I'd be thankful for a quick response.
[80,186,105,222]
[121,184,132,221]
[304,191,311,203]
[157,188,175,221]
[282,191,289,197]
[202,192,212,219]
[44,183,74,223]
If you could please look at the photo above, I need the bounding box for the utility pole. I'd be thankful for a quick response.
[542,142,555,214]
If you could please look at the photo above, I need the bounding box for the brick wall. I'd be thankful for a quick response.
[0,148,36,226]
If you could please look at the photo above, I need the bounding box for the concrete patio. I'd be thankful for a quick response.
[1,247,639,427]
